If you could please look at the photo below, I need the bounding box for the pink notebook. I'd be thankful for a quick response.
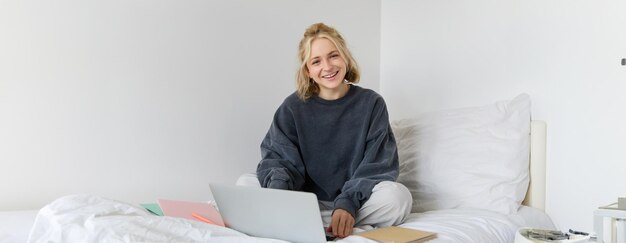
[157,199,225,227]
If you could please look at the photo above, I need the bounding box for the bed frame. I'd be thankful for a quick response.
[522,120,547,210]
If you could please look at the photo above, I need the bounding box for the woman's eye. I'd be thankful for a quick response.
[312,60,320,65]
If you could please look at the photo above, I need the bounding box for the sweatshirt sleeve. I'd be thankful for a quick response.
[333,97,399,217]
[256,103,306,191]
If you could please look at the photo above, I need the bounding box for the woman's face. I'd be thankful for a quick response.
[306,38,347,98]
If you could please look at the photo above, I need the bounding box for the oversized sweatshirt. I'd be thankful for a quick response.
[256,84,399,217]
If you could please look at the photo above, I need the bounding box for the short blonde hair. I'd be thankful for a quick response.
[296,23,360,101]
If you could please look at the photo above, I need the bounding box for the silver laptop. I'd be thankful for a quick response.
[209,184,327,243]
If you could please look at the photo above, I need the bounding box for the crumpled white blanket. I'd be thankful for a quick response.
[27,194,288,243]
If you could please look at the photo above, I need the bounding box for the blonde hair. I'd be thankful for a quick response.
[296,23,360,101]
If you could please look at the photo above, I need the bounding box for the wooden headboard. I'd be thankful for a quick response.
[522,120,547,210]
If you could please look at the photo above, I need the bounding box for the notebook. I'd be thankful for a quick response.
[157,199,225,227]
[209,184,327,243]
[140,203,164,216]
[357,226,436,243]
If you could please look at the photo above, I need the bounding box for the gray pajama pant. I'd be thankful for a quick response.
[235,173,412,229]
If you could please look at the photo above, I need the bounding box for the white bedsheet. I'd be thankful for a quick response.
[22,194,554,243]
[0,209,38,243]
[369,207,552,243]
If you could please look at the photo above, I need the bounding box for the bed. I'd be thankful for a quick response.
[0,94,555,243]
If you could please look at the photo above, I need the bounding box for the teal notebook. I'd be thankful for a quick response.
[141,203,163,216]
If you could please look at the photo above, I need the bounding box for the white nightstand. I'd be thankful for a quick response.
[594,208,626,243]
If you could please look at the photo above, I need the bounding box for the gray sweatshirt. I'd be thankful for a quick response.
[256,85,399,217]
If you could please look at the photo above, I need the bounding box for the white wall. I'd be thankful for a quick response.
[3,0,624,235]
[0,0,381,210]
[381,0,626,233]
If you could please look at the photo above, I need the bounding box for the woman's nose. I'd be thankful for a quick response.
[322,59,332,70]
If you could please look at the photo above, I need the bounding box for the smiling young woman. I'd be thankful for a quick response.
[251,23,412,239]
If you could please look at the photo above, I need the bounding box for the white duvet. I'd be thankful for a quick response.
[27,195,554,243]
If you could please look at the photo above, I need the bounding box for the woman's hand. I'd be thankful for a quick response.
[328,208,355,238]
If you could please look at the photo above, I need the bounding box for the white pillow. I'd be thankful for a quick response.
[392,94,531,214]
